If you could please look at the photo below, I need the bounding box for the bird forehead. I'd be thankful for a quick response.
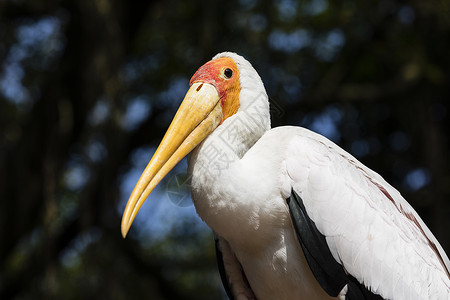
[189,57,240,89]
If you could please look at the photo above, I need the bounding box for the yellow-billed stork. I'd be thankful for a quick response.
[121,52,450,299]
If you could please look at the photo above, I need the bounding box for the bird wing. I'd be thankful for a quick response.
[287,188,384,299]
[214,234,256,300]
[276,126,450,299]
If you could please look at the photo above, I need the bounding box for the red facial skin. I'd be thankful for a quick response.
[190,57,241,123]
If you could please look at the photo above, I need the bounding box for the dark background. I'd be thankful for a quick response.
[1,0,449,299]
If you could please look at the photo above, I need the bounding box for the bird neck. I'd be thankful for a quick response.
[189,91,271,179]
[187,93,271,235]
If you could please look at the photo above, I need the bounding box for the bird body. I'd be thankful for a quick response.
[122,52,450,299]
[190,126,332,299]
[191,123,450,299]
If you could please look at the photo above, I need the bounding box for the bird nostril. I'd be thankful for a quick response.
[196,83,203,92]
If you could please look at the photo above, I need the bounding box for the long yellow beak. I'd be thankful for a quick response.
[121,82,222,238]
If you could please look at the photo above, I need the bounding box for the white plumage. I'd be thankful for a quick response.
[122,52,450,299]
[189,53,449,299]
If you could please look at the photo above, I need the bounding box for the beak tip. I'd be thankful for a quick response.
[121,222,130,239]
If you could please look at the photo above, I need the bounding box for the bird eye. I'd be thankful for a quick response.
[224,68,233,79]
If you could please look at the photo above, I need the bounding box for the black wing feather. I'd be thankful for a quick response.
[286,188,384,299]
[214,234,235,300]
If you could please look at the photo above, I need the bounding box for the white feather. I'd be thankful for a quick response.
[280,126,450,299]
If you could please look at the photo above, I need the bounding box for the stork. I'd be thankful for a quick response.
[121,52,450,299]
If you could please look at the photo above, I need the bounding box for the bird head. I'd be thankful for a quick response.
[121,53,247,237]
